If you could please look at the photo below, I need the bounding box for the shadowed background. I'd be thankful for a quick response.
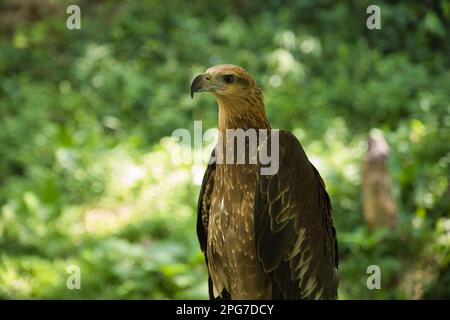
[0,0,449,299]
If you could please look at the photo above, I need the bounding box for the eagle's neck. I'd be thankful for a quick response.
[214,88,270,167]
[215,88,270,132]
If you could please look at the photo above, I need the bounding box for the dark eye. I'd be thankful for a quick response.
[223,74,235,84]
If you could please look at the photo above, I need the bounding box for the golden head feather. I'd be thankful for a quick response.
[191,64,268,130]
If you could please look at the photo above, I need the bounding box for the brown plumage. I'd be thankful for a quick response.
[191,64,339,300]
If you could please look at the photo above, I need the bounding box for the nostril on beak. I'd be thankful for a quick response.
[205,76,210,80]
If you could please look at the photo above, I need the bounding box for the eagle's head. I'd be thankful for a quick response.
[190,64,257,99]
[190,64,268,130]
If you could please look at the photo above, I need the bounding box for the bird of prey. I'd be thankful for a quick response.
[190,64,339,300]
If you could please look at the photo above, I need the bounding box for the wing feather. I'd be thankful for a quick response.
[254,131,339,300]
[196,149,231,300]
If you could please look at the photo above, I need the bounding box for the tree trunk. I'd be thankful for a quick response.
[362,130,397,230]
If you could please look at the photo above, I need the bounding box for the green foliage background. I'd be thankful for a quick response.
[0,0,449,299]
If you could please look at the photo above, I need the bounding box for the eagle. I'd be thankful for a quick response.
[190,64,339,300]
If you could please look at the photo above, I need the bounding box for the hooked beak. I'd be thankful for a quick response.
[190,73,215,98]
